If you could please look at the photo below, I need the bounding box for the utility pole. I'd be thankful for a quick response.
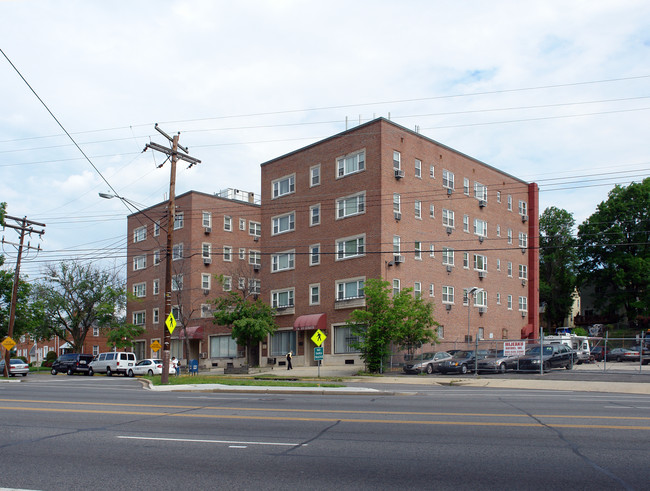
[2,215,45,378]
[143,124,200,384]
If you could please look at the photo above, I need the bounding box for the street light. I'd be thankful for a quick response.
[466,287,483,346]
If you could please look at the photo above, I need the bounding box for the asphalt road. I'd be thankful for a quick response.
[1,374,649,490]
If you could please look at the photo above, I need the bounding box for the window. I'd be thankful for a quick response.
[497,191,501,203]
[474,219,488,237]
[249,279,261,294]
[463,252,469,269]
[310,165,321,187]
[153,308,159,324]
[223,246,232,262]
[310,244,320,266]
[334,326,360,354]
[272,288,294,309]
[154,220,160,237]
[474,254,487,271]
[272,251,295,272]
[172,243,183,260]
[222,276,232,291]
[337,192,365,218]
[239,218,246,231]
[442,286,454,304]
[442,208,455,228]
[174,212,184,230]
[519,296,528,312]
[437,325,444,339]
[507,295,513,310]
[153,250,161,265]
[201,304,212,318]
[270,330,297,356]
[497,259,501,271]
[337,150,365,177]
[507,228,513,245]
[249,221,261,237]
[133,255,146,271]
[272,174,295,198]
[133,282,146,298]
[429,244,435,257]
[474,182,487,201]
[201,273,211,290]
[430,165,435,178]
[507,195,513,211]
[519,232,528,248]
[210,335,238,358]
[172,306,180,320]
[463,178,470,196]
[429,283,435,297]
[310,204,320,226]
[414,200,421,219]
[518,200,528,216]
[442,247,454,266]
[93,326,99,337]
[239,248,246,260]
[393,279,400,296]
[414,241,422,260]
[414,282,421,298]
[133,311,145,326]
[202,211,212,228]
[336,235,365,260]
[463,214,469,233]
[336,278,364,300]
[393,150,401,169]
[224,215,232,232]
[272,212,295,235]
[475,290,487,307]
[478,327,484,340]
[310,284,320,305]
[393,193,401,213]
[429,204,435,218]
[393,235,401,254]
[134,226,146,243]
[238,277,246,290]
[507,261,513,277]
[202,243,211,259]
[415,159,422,178]
[249,250,261,266]
[519,264,528,280]
[496,293,501,305]
[442,169,454,189]
[496,225,501,237]
[171,274,183,291]
[463,288,470,306]
[153,279,159,295]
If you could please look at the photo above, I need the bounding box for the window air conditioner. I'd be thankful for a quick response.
[478,271,486,279]
[478,235,484,243]
[394,169,405,179]
[200,352,208,359]
[445,304,452,311]
[446,226,453,235]
[394,211,402,221]
[447,188,453,196]
[394,255,405,264]
[521,248,526,254]
[479,199,487,208]
[478,307,487,314]
[253,235,260,242]
[521,311,527,318]
[446,265,452,273]
[203,257,212,265]
[203,289,210,296]
[521,215,528,223]
[522,279,526,286]
[204,227,211,234]
[253,265,260,272]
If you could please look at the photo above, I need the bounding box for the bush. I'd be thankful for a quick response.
[46,350,57,362]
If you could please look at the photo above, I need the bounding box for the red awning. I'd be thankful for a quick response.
[293,313,327,331]
[520,324,534,340]
[174,326,204,340]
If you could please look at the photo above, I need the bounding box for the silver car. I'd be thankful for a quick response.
[403,351,452,374]
[477,350,521,373]
[0,358,29,377]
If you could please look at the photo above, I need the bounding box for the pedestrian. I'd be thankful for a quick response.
[286,351,293,370]
[172,356,179,376]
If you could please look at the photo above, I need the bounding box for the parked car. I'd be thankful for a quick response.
[591,346,611,362]
[50,353,95,375]
[127,359,175,377]
[438,350,489,374]
[518,344,576,372]
[0,358,29,377]
[477,350,521,373]
[609,347,640,362]
[403,351,452,374]
[89,352,137,376]
[632,346,650,364]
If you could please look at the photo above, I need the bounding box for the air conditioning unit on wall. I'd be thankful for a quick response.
[394,169,405,179]
[199,352,208,359]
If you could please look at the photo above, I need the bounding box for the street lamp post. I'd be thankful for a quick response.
[466,287,483,346]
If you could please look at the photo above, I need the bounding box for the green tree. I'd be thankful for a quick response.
[106,323,145,350]
[212,289,276,366]
[31,261,125,353]
[347,278,438,373]
[0,269,43,339]
[539,207,579,329]
[0,202,6,227]
[577,178,650,324]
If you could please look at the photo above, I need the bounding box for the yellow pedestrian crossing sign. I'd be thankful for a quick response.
[311,329,326,347]
[165,313,177,334]
[2,337,16,351]
[151,340,162,352]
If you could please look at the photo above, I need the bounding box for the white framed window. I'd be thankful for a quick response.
[153,250,161,266]
[507,228,513,245]
[272,251,295,272]
[93,326,99,337]
[473,218,488,237]
[272,212,295,235]
[134,226,146,243]
[133,282,146,298]
[239,218,246,231]
[393,279,401,295]
[430,165,435,178]
[171,274,183,291]
[414,200,422,219]
[429,204,435,218]
[507,261,513,277]
[519,296,528,312]
[171,306,180,320]
[202,243,211,259]
[496,293,501,305]
[393,150,401,169]
[496,191,501,203]
[478,327,485,340]
[336,277,365,301]
[154,220,160,237]
[172,243,183,260]
[476,290,487,308]
[463,214,469,233]
[202,211,212,228]
[414,282,421,298]
[507,195,513,211]
[249,250,261,266]
[310,244,320,266]
[429,244,435,257]
[337,192,365,219]
[519,232,528,248]
[442,247,454,266]
[224,215,232,232]
[271,288,294,309]
[222,276,232,291]
[496,225,501,237]
[238,277,246,290]
[474,254,487,271]
[415,159,422,178]
[474,182,487,201]
[519,264,528,280]
[174,212,184,230]
[201,273,211,290]
[393,235,401,254]
[497,259,501,271]
[223,246,232,262]
[201,304,212,318]
[463,252,469,269]
[239,248,246,260]
[518,200,528,216]
[310,204,321,226]
[437,325,444,339]
[249,221,261,237]
[210,335,239,358]
[442,169,454,189]
[133,255,146,271]
[463,288,470,306]
[310,164,321,187]
[463,177,470,196]
[272,174,296,199]
[393,193,401,213]
[133,311,145,326]
[337,149,365,177]
[414,241,422,260]
[507,295,513,310]
[336,234,365,260]
[249,279,261,294]
[153,279,159,295]
[442,286,454,304]
[429,283,435,297]
[442,208,455,228]
[309,284,320,305]
[334,325,360,354]
[153,308,159,324]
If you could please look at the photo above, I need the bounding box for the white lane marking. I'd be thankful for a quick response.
[229,445,248,448]
[117,435,305,447]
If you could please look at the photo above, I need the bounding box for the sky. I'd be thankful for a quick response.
[1,0,649,281]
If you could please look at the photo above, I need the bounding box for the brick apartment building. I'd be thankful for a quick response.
[259,118,539,368]
[123,117,538,369]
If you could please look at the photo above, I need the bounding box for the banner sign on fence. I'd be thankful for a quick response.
[504,340,526,356]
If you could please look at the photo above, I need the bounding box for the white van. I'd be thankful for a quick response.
[89,352,137,377]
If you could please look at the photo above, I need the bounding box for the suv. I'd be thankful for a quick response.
[51,353,95,376]
[89,352,137,376]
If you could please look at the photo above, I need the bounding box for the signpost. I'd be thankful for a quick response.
[311,330,327,378]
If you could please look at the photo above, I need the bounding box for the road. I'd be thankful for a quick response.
[1,374,649,490]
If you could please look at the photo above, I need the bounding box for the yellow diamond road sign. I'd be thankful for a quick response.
[165,313,177,335]
[151,340,162,352]
[2,337,16,351]
[311,329,326,347]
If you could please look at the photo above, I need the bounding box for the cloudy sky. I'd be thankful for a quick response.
[1,0,649,280]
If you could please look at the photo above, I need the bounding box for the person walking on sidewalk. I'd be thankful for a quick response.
[286,351,293,370]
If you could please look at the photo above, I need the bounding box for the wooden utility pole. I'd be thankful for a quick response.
[143,125,200,384]
[1,215,45,377]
